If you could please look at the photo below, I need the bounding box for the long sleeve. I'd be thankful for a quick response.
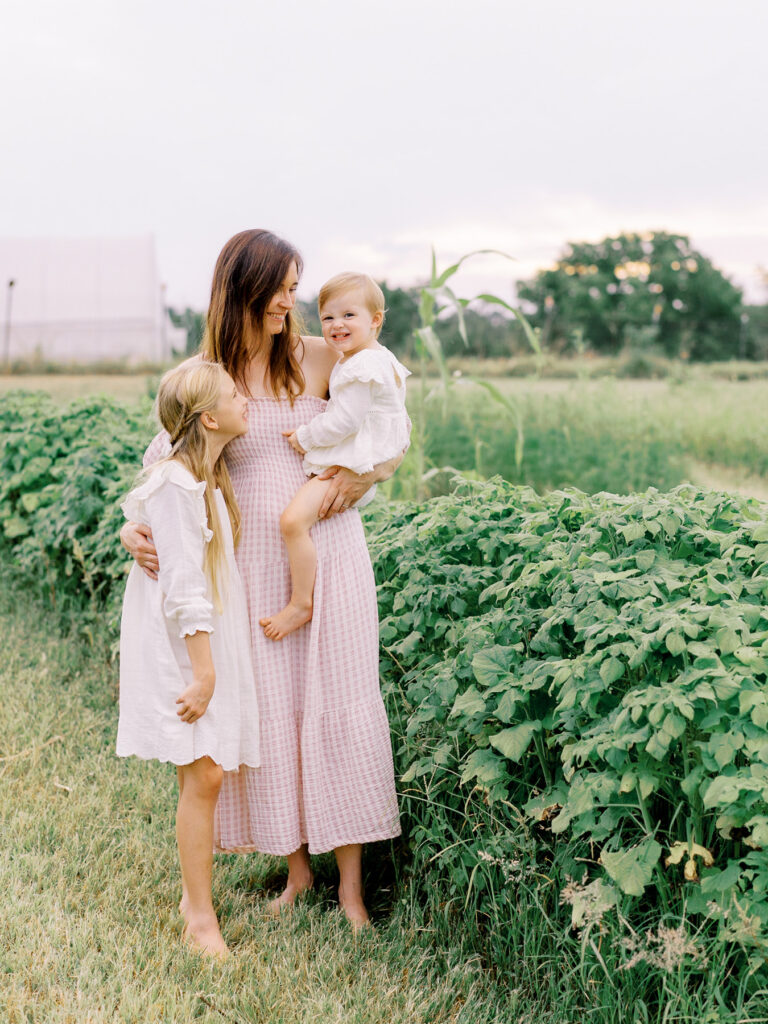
[145,482,214,638]
[296,379,373,451]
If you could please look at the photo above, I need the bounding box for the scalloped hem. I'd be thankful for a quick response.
[116,749,261,772]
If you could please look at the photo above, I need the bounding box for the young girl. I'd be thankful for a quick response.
[260,272,410,641]
[116,361,259,957]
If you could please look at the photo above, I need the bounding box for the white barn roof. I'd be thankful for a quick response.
[0,235,186,364]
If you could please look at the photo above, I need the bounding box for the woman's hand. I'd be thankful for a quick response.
[120,521,159,580]
[317,466,373,518]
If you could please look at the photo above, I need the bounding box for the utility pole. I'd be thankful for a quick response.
[3,279,15,372]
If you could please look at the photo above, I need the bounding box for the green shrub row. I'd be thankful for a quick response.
[0,390,154,627]
[366,478,768,991]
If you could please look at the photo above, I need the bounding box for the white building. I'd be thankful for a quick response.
[0,235,187,364]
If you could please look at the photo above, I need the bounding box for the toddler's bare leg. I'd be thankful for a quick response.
[260,477,331,641]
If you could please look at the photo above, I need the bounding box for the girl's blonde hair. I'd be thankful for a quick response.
[318,272,387,338]
[154,361,241,613]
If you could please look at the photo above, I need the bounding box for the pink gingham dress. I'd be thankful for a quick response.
[145,394,401,855]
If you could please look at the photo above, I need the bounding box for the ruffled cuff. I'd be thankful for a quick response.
[295,423,314,453]
[174,616,215,640]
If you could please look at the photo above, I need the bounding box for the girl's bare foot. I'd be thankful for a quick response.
[181,912,229,958]
[267,871,314,917]
[259,600,312,641]
[338,886,371,932]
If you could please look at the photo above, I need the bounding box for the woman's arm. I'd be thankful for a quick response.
[120,430,172,579]
[120,522,159,579]
[317,450,406,518]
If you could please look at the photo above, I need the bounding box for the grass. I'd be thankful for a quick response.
[0,373,156,403]
[0,572,512,1024]
[387,374,768,499]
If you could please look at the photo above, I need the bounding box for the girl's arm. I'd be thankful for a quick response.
[145,481,217,720]
[177,631,216,723]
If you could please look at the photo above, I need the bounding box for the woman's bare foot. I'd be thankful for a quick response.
[259,600,312,641]
[181,912,229,958]
[267,871,314,917]
[338,886,371,932]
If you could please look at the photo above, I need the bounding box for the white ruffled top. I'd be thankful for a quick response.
[121,461,215,638]
[295,346,411,478]
[116,460,260,770]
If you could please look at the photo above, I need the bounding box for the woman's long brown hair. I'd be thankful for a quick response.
[201,229,306,401]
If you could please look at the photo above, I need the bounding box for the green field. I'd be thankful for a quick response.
[4,371,768,1021]
[3,370,768,499]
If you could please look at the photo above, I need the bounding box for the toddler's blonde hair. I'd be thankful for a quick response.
[318,272,386,338]
[153,360,241,613]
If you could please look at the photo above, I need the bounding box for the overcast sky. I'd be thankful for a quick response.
[2,0,766,308]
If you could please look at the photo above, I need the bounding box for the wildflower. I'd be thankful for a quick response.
[620,924,706,972]
[560,875,617,933]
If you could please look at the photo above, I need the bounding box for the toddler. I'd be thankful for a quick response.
[260,272,410,640]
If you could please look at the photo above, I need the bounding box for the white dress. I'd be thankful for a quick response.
[116,461,260,771]
[295,346,411,507]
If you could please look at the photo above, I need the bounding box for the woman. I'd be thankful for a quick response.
[121,229,403,929]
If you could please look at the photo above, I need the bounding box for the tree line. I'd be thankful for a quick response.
[170,231,768,363]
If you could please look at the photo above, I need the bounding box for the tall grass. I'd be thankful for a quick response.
[383,376,768,501]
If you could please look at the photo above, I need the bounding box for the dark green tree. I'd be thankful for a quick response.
[517,232,744,360]
[378,282,420,358]
[168,307,205,356]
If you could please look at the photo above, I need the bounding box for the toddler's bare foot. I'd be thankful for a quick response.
[338,886,371,932]
[259,600,312,641]
[267,872,314,917]
[181,912,229,959]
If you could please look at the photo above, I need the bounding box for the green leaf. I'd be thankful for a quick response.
[599,657,624,685]
[472,646,513,688]
[490,721,541,762]
[716,627,740,655]
[700,861,742,895]
[3,516,29,538]
[449,686,486,719]
[665,632,686,656]
[620,522,646,542]
[494,689,519,724]
[635,550,656,570]
[600,840,662,896]
[460,748,507,786]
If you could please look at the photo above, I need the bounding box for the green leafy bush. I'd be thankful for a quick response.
[367,478,768,990]
[0,390,154,628]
